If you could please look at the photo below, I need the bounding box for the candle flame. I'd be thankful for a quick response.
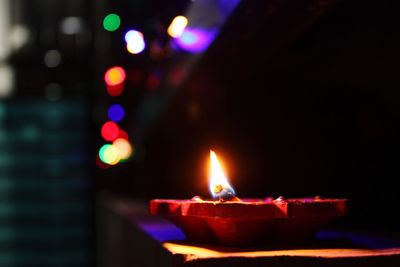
[209,150,235,199]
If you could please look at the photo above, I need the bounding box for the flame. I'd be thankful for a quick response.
[209,150,235,198]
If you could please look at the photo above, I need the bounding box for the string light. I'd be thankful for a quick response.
[108,104,125,122]
[104,66,126,86]
[98,15,137,168]
[101,121,119,141]
[99,144,120,165]
[125,30,145,54]
[103,14,121,32]
[104,66,126,96]
[167,16,188,38]
[117,129,129,140]
[113,138,133,160]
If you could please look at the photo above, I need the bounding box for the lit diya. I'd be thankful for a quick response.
[150,150,347,246]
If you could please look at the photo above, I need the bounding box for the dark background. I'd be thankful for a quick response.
[1,0,400,266]
[123,0,400,231]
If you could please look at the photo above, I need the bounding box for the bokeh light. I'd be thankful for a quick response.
[44,49,62,68]
[146,72,161,90]
[113,138,133,160]
[104,66,126,86]
[96,154,110,169]
[99,144,120,165]
[103,14,121,32]
[128,69,143,85]
[0,64,14,98]
[106,84,124,97]
[124,30,145,54]
[108,104,125,122]
[149,40,164,60]
[117,129,129,140]
[175,28,217,53]
[44,83,62,101]
[101,121,119,141]
[61,17,83,35]
[10,24,30,51]
[167,16,188,38]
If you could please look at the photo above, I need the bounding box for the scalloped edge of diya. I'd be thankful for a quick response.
[149,196,348,246]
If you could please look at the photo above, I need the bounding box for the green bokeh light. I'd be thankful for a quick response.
[103,14,121,32]
[99,144,120,165]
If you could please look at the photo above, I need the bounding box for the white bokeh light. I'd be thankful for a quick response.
[124,30,145,54]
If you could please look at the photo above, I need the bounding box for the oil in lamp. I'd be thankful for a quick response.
[150,150,347,246]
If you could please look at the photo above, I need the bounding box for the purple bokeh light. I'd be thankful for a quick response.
[175,28,218,53]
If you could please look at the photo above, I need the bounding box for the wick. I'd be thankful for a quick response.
[220,195,241,202]
[218,190,241,202]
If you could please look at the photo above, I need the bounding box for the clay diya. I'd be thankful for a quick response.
[150,151,347,246]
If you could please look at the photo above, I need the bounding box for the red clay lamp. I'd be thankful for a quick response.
[149,150,347,246]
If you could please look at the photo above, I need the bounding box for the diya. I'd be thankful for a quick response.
[150,150,347,246]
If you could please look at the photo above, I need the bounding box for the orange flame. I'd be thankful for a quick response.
[209,150,235,198]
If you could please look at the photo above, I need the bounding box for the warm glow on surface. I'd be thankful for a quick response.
[163,242,400,261]
[167,16,188,38]
[209,150,235,198]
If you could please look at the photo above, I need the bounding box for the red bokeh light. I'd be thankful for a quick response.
[101,121,119,141]
[96,155,110,169]
[127,69,143,85]
[106,83,124,96]
[146,73,161,90]
[117,129,129,140]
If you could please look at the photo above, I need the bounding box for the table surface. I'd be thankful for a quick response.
[107,199,400,267]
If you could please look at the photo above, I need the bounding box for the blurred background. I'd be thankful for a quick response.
[1,0,400,266]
